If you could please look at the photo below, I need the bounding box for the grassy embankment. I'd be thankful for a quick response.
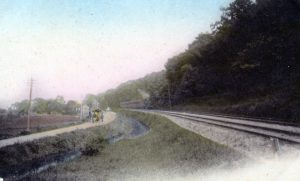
[0,125,106,178]
[171,94,299,123]
[31,110,244,180]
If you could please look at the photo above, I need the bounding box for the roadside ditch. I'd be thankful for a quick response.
[0,113,149,180]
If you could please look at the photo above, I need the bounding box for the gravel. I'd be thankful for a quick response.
[159,114,300,160]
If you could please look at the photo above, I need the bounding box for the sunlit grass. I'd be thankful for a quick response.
[33,110,244,180]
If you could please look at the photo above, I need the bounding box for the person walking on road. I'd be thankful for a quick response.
[92,109,99,123]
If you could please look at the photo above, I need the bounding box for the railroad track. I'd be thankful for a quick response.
[184,112,300,127]
[150,110,300,144]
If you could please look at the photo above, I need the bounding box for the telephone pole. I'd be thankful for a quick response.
[27,78,34,132]
[80,101,83,121]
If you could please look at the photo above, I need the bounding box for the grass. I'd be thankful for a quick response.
[31,110,244,180]
[0,126,107,178]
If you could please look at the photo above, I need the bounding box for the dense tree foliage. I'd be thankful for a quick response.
[10,100,30,115]
[163,0,300,120]
[10,96,80,115]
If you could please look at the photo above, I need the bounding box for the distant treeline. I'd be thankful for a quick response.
[10,96,80,115]
[84,71,168,109]
[96,0,300,122]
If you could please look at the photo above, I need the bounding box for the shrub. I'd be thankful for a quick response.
[82,135,106,156]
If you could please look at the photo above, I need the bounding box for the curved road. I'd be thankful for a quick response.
[0,112,116,148]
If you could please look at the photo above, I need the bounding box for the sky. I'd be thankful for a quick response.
[0,0,232,108]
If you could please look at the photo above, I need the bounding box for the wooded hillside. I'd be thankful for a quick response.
[97,0,300,122]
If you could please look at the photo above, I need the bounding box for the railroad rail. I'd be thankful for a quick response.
[146,110,300,144]
[183,112,300,127]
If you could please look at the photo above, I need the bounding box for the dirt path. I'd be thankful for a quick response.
[0,112,116,148]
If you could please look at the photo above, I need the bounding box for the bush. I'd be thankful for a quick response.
[20,130,31,135]
[82,135,106,156]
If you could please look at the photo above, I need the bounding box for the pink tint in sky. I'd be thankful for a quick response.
[0,28,192,108]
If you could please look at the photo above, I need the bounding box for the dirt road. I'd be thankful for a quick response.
[0,112,116,148]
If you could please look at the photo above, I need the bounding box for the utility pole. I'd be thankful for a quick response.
[27,78,33,132]
[80,101,83,121]
[79,94,85,121]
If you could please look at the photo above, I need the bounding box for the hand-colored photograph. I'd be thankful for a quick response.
[0,0,300,180]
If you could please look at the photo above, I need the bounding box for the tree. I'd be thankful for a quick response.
[162,0,300,105]
[65,100,80,115]
[32,98,48,114]
[10,100,30,115]
[47,96,66,114]
[83,94,98,108]
[55,96,65,104]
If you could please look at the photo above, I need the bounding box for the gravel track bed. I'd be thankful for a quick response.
[159,114,300,160]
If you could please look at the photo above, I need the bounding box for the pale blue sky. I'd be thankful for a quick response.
[1,0,230,29]
[0,0,232,108]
